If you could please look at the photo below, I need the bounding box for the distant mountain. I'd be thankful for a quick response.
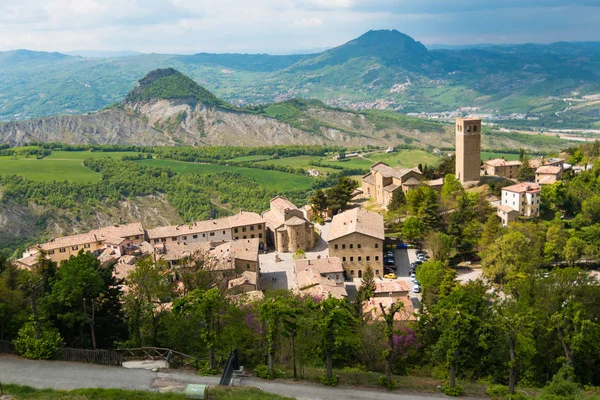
[65,50,143,58]
[1,30,600,129]
[0,68,456,148]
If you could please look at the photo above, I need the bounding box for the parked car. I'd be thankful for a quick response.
[417,254,429,261]
[415,250,424,255]
[384,266,395,274]
[413,284,421,293]
[384,273,397,280]
[384,258,395,266]
[410,272,416,281]
[385,250,394,258]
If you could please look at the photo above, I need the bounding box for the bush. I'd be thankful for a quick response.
[197,361,220,376]
[378,376,397,390]
[14,322,63,360]
[540,368,583,400]
[253,364,286,380]
[320,375,338,386]
[487,384,509,398]
[442,382,464,397]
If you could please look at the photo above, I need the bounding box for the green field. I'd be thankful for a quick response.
[255,155,339,174]
[136,159,314,192]
[0,156,101,183]
[481,151,521,161]
[44,151,141,160]
[317,149,440,170]
[228,154,274,162]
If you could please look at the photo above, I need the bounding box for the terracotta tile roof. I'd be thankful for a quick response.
[39,232,98,251]
[270,196,299,215]
[285,216,307,226]
[485,158,522,167]
[93,223,144,241]
[536,165,561,174]
[426,178,445,187]
[327,208,384,242]
[147,212,264,240]
[229,239,260,262]
[375,281,409,295]
[402,177,422,186]
[363,296,416,322]
[497,205,519,214]
[262,208,284,231]
[158,242,213,262]
[362,174,375,185]
[228,271,258,289]
[294,257,343,275]
[14,255,40,269]
[383,183,400,192]
[304,283,347,300]
[502,182,541,194]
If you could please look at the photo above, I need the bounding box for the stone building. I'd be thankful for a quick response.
[361,162,423,207]
[535,165,562,185]
[293,257,347,299]
[327,208,384,279]
[483,159,522,179]
[498,182,541,225]
[455,118,482,183]
[262,196,315,253]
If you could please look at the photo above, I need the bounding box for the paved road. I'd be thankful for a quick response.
[0,355,447,400]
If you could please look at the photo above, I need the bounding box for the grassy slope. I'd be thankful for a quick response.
[136,159,314,192]
[3,384,292,400]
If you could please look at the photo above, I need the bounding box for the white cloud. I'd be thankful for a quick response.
[0,0,598,53]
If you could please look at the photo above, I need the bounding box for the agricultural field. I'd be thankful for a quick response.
[480,151,521,161]
[136,159,314,192]
[44,151,141,160]
[0,155,102,183]
[254,155,339,174]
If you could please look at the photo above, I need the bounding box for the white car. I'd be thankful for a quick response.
[410,273,416,281]
[413,284,421,293]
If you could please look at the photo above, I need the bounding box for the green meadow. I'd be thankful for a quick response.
[136,159,314,192]
[0,156,101,183]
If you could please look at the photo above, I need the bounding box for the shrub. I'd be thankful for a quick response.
[487,384,509,398]
[378,376,397,390]
[14,322,63,360]
[197,361,220,376]
[442,382,464,397]
[253,365,273,379]
[540,367,583,400]
[320,375,338,386]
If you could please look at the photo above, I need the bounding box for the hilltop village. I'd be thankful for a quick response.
[14,118,580,318]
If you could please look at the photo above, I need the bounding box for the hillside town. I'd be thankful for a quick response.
[14,118,581,320]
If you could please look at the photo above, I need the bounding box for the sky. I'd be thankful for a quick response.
[1,0,599,54]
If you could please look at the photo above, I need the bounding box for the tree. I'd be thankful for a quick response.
[44,251,104,349]
[259,295,301,378]
[481,231,536,284]
[325,177,358,215]
[123,256,171,346]
[441,174,465,211]
[478,214,503,252]
[358,265,376,302]
[173,288,224,369]
[416,261,456,310]
[401,217,425,242]
[425,231,452,262]
[564,237,586,266]
[406,186,439,232]
[310,189,328,220]
[387,190,406,212]
[517,158,535,182]
[379,300,404,387]
[311,296,357,382]
[544,214,568,264]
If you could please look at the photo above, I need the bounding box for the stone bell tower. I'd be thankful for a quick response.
[455,118,481,183]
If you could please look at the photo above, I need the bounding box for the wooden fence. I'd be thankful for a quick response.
[57,347,122,367]
[119,347,200,369]
[0,340,121,366]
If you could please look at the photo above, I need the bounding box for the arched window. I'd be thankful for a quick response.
[473,125,478,132]
[466,125,472,132]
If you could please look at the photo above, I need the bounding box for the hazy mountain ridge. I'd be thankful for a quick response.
[1,30,600,128]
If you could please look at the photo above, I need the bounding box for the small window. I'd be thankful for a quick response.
[251,234,255,238]
[366,256,370,261]
[48,250,55,255]
[234,228,238,233]
[235,236,239,240]
[210,232,215,237]
[334,244,338,250]
[350,257,354,262]
[473,125,478,132]
[247,263,250,269]
[242,227,246,232]
[182,236,187,240]
[350,270,355,276]
[162,238,166,242]
[343,257,346,262]
[375,256,379,261]
[358,256,362,261]
[375,243,379,249]
[193,234,198,239]
[60,248,66,253]
[258,224,262,229]
[72,245,78,250]
[259,233,263,238]
[342,244,346,249]
[172,237,177,241]
[375,270,380,275]
[250,225,254,231]
[349,244,354,249]
[202,233,206,238]
[357,244,361,249]
[154,239,159,244]
[243,235,247,239]
[223,231,226,235]
[84,243,90,249]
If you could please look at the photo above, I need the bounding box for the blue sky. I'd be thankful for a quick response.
[0,0,598,54]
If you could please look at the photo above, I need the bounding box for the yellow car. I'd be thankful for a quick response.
[383,273,397,279]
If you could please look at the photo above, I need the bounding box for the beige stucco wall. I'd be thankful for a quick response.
[328,232,383,278]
